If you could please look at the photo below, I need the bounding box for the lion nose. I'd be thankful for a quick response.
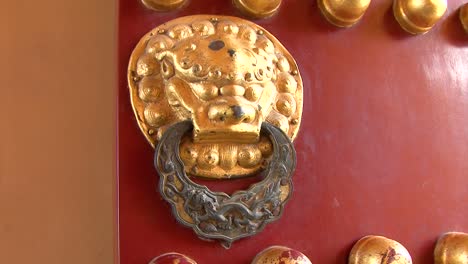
[219,85,245,96]
[208,104,256,124]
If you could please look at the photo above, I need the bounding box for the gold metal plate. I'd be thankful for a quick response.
[128,15,303,179]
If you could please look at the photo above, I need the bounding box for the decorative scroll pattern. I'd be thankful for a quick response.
[155,121,296,248]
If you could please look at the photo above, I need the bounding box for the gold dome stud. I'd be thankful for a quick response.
[232,0,282,19]
[434,232,468,264]
[141,0,187,11]
[349,235,413,264]
[252,246,313,264]
[318,0,371,27]
[460,3,468,33]
[148,252,197,264]
[393,0,447,34]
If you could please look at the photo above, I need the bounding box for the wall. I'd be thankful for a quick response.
[0,0,116,263]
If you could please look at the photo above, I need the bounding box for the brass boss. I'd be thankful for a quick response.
[461,3,468,33]
[318,0,371,27]
[232,0,282,19]
[434,232,468,264]
[393,0,447,34]
[141,0,187,11]
[349,236,413,264]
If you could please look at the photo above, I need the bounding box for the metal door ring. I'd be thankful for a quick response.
[155,121,296,248]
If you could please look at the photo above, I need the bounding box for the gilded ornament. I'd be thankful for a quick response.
[277,56,291,72]
[146,35,173,54]
[266,110,290,135]
[277,72,298,94]
[393,0,447,34]
[349,235,412,264]
[148,252,197,264]
[180,140,198,166]
[141,0,187,11]
[258,136,273,156]
[434,232,468,264]
[318,0,371,27]
[252,246,313,264]
[232,0,282,19]
[128,15,303,179]
[276,93,297,117]
[197,145,220,169]
[461,3,468,33]
[219,144,238,170]
[178,135,275,178]
[237,146,262,168]
[143,104,167,127]
[138,76,164,102]
[245,84,264,101]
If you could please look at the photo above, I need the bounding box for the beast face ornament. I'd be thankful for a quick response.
[128,15,303,248]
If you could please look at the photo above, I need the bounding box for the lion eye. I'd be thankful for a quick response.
[208,40,225,51]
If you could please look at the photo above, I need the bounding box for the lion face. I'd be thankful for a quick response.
[153,20,281,143]
[129,15,302,178]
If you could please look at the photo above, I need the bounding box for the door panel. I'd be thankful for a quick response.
[118,0,468,263]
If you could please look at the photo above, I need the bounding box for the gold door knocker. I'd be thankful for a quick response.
[128,15,303,248]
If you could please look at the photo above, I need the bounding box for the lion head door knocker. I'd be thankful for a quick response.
[128,15,303,248]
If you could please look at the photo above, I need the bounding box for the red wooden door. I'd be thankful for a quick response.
[118,0,468,263]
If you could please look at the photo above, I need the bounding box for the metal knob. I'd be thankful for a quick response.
[149,253,197,264]
[252,246,313,264]
[434,232,468,264]
[460,3,468,33]
[232,0,282,19]
[141,0,187,11]
[393,0,447,34]
[349,235,412,264]
[318,0,371,27]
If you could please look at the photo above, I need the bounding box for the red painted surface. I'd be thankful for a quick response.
[118,0,468,263]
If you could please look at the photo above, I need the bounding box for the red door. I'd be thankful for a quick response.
[118,0,468,263]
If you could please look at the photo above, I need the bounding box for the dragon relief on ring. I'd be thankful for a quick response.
[128,15,303,179]
[154,121,296,247]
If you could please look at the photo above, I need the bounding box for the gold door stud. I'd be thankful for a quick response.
[252,246,313,264]
[141,0,187,11]
[318,0,371,27]
[349,235,412,264]
[393,0,447,34]
[434,232,468,264]
[460,3,468,33]
[232,0,282,19]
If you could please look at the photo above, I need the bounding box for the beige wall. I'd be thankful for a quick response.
[1,0,116,263]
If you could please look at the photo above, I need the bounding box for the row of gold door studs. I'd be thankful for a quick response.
[349,233,468,264]
[147,232,468,264]
[141,0,468,35]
